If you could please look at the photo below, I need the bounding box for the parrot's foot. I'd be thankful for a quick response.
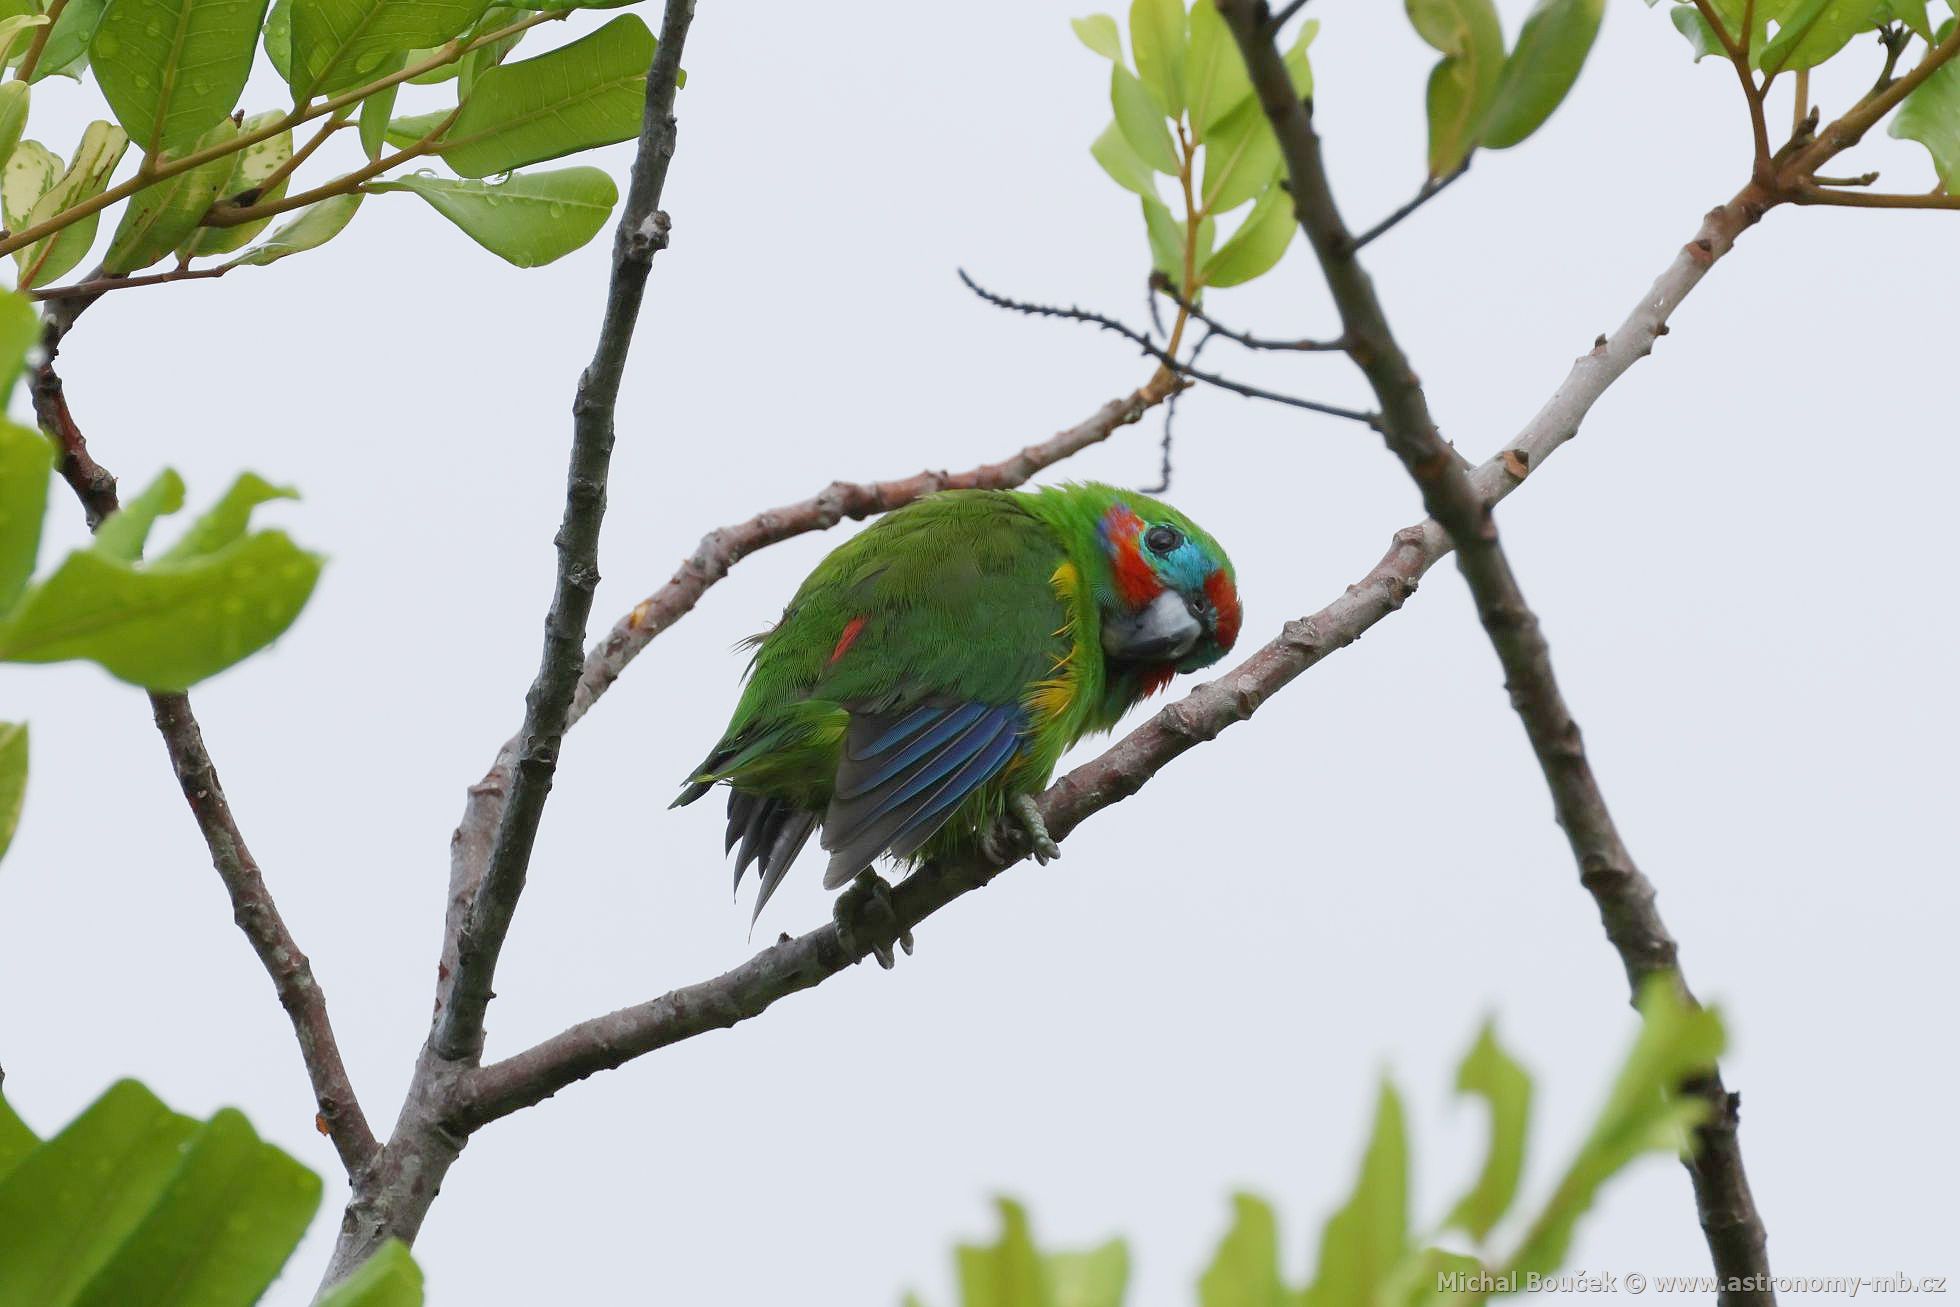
[832,869,914,970]
[983,795,1062,868]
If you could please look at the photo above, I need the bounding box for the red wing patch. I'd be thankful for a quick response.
[829,615,868,666]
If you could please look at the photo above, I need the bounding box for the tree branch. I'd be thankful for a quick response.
[433,0,692,1064]
[958,270,1378,424]
[1216,1,1774,1300]
[447,185,1761,1129]
[32,336,377,1176]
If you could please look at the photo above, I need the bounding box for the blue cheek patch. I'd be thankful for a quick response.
[1154,539,1213,591]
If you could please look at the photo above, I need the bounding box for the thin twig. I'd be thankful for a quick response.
[1349,158,1471,253]
[30,265,230,302]
[1264,0,1311,35]
[1151,274,1344,351]
[1217,2,1775,1301]
[32,323,376,1175]
[958,270,1377,425]
[313,5,699,1294]
[1790,186,1960,209]
[433,9,689,1066]
[1146,327,1214,493]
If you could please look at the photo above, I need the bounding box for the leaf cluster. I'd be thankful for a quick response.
[0,0,682,288]
[0,1076,421,1307]
[1075,0,1314,296]
[911,980,1725,1307]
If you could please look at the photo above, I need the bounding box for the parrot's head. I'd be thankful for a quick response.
[1062,484,1241,693]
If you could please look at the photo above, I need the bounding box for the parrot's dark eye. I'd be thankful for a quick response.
[1143,525,1183,555]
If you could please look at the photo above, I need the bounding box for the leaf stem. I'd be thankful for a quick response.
[243,108,354,209]
[204,108,458,227]
[11,0,66,82]
[0,9,561,259]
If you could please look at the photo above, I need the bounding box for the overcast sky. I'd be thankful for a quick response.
[4,1,1955,1303]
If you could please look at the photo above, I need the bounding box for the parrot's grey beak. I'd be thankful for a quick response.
[1102,589,1202,663]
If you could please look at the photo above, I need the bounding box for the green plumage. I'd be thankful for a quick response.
[677,481,1237,916]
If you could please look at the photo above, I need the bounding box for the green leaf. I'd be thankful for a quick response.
[14,122,129,290]
[0,421,47,615]
[1186,0,1252,140]
[90,0,270,155]
[957,1198,1053,1307]
[437,13,650,178]
[1885,0,1933,41]
[314,1240,424,1307]
[1200,94,1279,214]
[1504,978,1724,1279]
[1140,191,1183,286]
[1129,0,1184,117]
[1111,63,1178,175]
[1199,181,1292,287]
[1198,1194,1283,1307]
[1445,1021,1533,1241]
[66,1108,321,1307]
[225,192,362,266]
[0,138,57,232]
[30,0,109,81]
[1090,120,1158,197]
[0,287,40,406]
[0,1080,200,1306]
[288,0,491,99]
[262,0,289,81]
[1045,1242,1128,1307]
[371,166,616,266]
[0,722,24,865]
[1890,29,1960,188]
[1407,0,1505,175]
[359,63,403,159]
[0,1079,34,1184]
[1301,1081,1408,1307]
[1282,17,1318,97]
[1480,0,1604,149]
[1669,4,1727,59]
[1072,12,1121,60]
[158,472,295,562]
[0,15,46,68]
[0,83,29,176]
[91,468,185,562]
[0,478,323,691]
[181,111,294,256]
[379,107,450,149]
[1760,0,1886,74]
[455,4,522,98]
[103,118,240,273]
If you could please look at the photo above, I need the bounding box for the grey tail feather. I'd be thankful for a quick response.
[722,788,818,919]
[751,811,819,924]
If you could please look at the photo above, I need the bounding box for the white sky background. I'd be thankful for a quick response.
[3,0,1957,1302]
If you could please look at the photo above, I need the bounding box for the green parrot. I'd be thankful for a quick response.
[676,481,1241,920]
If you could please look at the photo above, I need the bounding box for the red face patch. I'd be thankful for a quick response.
[1205,571,1241,652]
[1101,504,1162,609]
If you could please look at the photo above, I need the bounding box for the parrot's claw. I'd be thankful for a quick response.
[985,795,1062,867]
[832,869,913,969]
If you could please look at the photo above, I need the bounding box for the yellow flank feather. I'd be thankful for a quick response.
[1024,560,1083,730]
